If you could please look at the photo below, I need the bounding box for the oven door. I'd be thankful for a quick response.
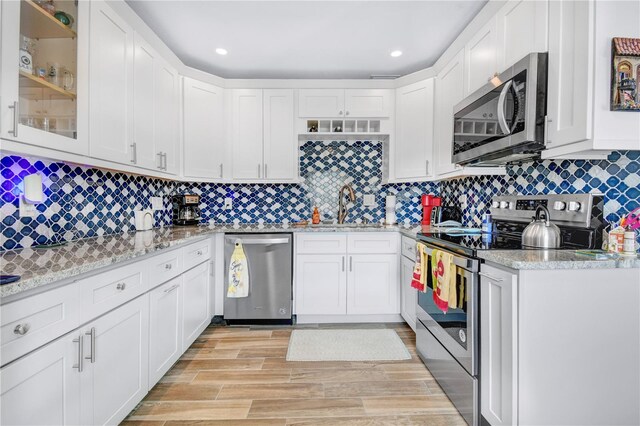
[416,245,478,375]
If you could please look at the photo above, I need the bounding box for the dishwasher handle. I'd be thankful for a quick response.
[225,237,290,245]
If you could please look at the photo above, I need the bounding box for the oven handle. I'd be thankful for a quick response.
[420,244,479,272]
[497,80,513,135]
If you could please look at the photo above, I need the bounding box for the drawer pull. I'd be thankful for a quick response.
[116,282,126,291]
[478,272,504,282]
[165,263,173,270]
[13,323,30,335]
[164,283,180,293]
[196,250,203,255]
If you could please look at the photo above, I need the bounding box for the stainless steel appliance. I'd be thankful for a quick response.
[223,234,293,324]
[171,194,201,226]
[430,206,462,225]
[415,194,603,426]
[453,52,548,166]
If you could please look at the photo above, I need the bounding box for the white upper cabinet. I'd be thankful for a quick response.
[496,0,548,72]
[298,89,345,117]
[263,89,297,180]
[132,34,179,174]
[153,59,179,175]
[344,89,392,117]
[183,78,225,179]
[545,0,640,156]
[132,34,156,170]
[89,0,135,165]
[298,89,392,118]
[434,49,465,176]
[0,0,88,154]
[231,89,264,180]
[464,17,498,96]
[394,78,434,180]
[230,88,297,182]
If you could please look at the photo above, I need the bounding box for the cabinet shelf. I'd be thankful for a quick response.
[19,70,76,99]
[20,0,77,39]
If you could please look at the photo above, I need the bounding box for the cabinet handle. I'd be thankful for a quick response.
[73,335,83,372]
[130,142,137,163]
[165,263,173,270]
[162,152,168,170]
[85,327,96,363]
[116,282,126,290]
[349,256,353,272]
[196,250,203,255]
[264,164,268,178]
[425,160,429,175]
[8,101,18,137]
[342,256,345,272]
[478,272,504,282]
[164,283,180,293]
[258,164,261,178]
[338,110,343,115]
[220,163,223,178]
[157,152,163,169]
[13,323,30,335]
[345,110,350,116]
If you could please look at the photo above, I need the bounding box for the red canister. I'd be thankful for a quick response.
[421,194,441,225]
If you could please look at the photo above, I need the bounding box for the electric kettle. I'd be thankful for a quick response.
[522,205,561,248]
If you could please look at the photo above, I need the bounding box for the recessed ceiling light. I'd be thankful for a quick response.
[390,50,403,58]
[216,48,228,56]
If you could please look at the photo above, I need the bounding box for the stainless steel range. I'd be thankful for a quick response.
[415,194,604,426]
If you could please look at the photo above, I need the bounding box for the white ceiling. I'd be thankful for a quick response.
[126,0,488,79]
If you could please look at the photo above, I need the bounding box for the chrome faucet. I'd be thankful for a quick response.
[337,184,356,224]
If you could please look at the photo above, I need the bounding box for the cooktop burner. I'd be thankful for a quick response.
[417,231,524,257]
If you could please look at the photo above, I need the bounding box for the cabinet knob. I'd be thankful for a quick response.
[165,263,172,270]
[338,110,343,115]
[345,111,350,116]
[116,282,126,290]
[14,323,30,335]
[196,250,203,255]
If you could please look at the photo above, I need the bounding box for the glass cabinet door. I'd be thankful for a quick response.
[1,0,86,154]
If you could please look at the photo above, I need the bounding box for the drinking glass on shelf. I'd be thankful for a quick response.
[47,62,61,86]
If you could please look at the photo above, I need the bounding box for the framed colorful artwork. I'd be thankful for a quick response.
[611,37,640,111]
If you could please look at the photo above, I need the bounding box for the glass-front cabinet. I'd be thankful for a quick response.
[1,0,88,154]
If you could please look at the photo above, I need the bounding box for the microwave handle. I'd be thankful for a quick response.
[497,80,513,135]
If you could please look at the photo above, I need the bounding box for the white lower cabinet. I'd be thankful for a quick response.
[480,264,518,426]
[347,254,399,315]
[80,294,150,426]
[295,254,347,315]
[400,255,417,331]
[182,262,210,351]
[0,331,81,426]
[295,233,399,319]
[148,277,183,388]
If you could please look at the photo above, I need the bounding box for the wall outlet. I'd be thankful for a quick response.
[19,197,38,218]
[224,198,233,210]
[151,196,163,211]
[363,194,376,207]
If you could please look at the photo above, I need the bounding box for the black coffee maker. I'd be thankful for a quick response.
[171,194,201,226]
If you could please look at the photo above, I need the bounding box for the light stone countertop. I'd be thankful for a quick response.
[478,249,640,270]
[0,223,424,301]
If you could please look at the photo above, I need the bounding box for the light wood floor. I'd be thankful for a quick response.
[123,322,466,426]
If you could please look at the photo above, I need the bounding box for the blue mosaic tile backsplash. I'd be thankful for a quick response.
[1,145,639,251]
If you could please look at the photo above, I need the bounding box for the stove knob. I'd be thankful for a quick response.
[553,201,566,211]
[567,201,581,212]
[492,201,500,209]
[499,201,510,209]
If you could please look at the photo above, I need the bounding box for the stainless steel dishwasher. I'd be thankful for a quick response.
[223,233,293,324]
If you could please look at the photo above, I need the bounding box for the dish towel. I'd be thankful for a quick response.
[411,243,428,292]
[431,249,457,313]
[227,241,249,298]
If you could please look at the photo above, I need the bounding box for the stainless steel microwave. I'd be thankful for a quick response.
[452,52,548,166]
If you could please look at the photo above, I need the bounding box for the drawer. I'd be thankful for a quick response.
[79,261,147,322]
[296,234,347,254]
[347,233,399,254]
[1,283,80,366]
[149,248,183,287]
[401,235,418,259]
[183,239,211,271]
